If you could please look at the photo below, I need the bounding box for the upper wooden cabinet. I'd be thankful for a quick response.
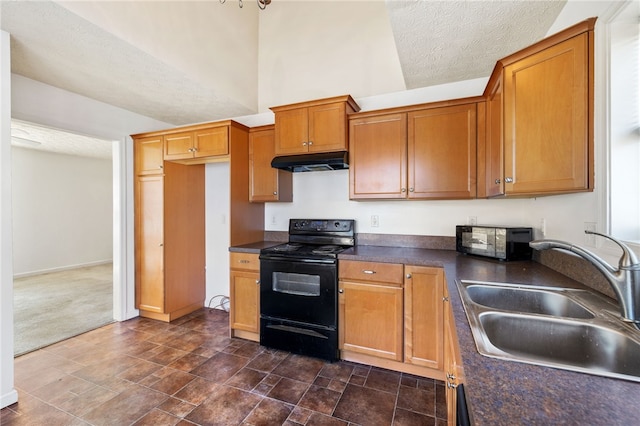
[248,125,293,203]
[270,95,360,155]
[135,135,164,175]
[482,18,595,197]
[349,100,481,200]
[163,123,231,164]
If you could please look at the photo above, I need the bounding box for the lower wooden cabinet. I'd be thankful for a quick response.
[229,252,260,342]
[339,260,404,361]
[339,260,448,380]
[444,284,465,426]
[404,265,445,370]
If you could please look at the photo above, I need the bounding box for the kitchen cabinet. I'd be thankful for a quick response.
[339,259,447,380]
[339,260,404,361]
[163,123,231,164]
[444,284,465,426]
[229,252,260,342]
[480,71,504,197]
[135,135,164,175]
[349,100,481,200]
[404,265,445,370]
[134,138,206,322]
[270,95,360,155]
[248,125,293,202]
[132,120,265,321]
[482,18,595,196]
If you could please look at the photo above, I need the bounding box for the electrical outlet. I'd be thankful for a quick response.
[271,215,277,225]
[467,216,477,225]
[540,218,546,236]
[371,215,379,227]
[585,222,597,246]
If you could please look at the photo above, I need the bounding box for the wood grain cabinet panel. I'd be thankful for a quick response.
[271,95,360,155]
[404,265,445,370]
[349,101,479,200]
[481,19,595,197]
[249,125,293,202]
[349,113,407,199]
[408,104,477,199]
[339,260,404,360]
[133,137,206,322]
[229,252,260,341]
[135,135,164,175]
[504,33,590,195]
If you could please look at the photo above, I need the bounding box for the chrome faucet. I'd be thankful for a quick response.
[530,231,640,327]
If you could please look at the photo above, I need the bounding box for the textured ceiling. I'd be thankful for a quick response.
[11,119,113,160]
[1,0,567,159]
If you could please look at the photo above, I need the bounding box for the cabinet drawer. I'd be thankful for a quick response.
[339,260,403,285]
[230,252,260,271]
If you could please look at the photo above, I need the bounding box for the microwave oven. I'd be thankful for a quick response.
[456,225,533,261]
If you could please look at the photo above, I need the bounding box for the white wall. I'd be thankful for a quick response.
[11,147,113,276]
[258,0,405,110]
[1,29,19,410]
[205,162,231,306]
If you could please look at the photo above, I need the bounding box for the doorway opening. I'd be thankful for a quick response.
[11,119,116,356]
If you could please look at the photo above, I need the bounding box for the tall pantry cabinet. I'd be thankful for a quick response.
[134,135,206,322]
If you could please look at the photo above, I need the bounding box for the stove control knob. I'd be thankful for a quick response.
[334,221,341,228]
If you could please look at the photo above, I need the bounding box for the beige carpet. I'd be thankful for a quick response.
[13,263,114,356]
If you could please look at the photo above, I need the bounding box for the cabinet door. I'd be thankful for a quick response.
[194,126,229,158]
[308,102,348,153]
[504,33,589,194]
[230,270,260,334]
[134,136,164,175]
[484,74,505,197]
[136,175,164,313]
[404,265,445,370]
[339,280,403,361]
[408,104,477,199]
[445,285,463,426]
[164,131,194,160]
[349,113,408,199]
[274,107,309,155]
[249,127,293,202]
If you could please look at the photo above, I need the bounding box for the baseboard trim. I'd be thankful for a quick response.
[13,260,113,279]
[1,389,18,409]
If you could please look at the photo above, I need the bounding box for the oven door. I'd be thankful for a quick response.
[260,257,337,328]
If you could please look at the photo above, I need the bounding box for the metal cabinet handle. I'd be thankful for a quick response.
[159,243,163,247]
[339,289,344,293]
[273,191,278,195]
[308,141,313,146]
[362,270,376,274]
[495,178,501,184]
[443,296,449,302]
[239,259,250,264]
[401,188,406,193]
[409,187,414,192]
[159,165,163,169]
[406,273,412,279]
[256,280,260,285]
[302,142,307,146]
[505,177,514,183]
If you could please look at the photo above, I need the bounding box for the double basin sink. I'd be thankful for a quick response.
[456,280,640,382]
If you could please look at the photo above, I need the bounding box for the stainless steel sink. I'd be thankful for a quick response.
[457,280,640,382]
[465,284,595,319]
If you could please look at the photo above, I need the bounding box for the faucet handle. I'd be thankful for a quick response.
[585,230,639,269]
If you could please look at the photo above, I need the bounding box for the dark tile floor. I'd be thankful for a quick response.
[1,308,447,425]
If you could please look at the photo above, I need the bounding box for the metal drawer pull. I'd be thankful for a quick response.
[362,270,376,274]
[239,259,250,264]
[406,273,412,279]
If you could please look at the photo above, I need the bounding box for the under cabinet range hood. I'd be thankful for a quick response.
[271,151,349,172]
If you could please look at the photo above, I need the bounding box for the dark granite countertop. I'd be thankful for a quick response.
[230,242,640,424]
